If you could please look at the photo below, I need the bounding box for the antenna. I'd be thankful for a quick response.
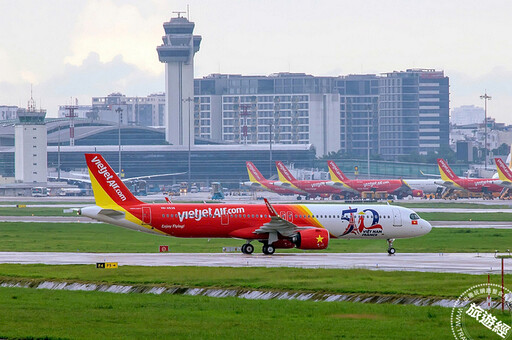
[187,4,190,19]
[172,11,186,18]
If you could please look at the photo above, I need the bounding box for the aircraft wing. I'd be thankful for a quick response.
[48,175,91,184]
[253,199,310,238]
[420,170,441,178]
[121,172,187,182]
[434,180,461,190]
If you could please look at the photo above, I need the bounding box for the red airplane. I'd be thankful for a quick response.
[79,154,431,255]
[242,161,307,196]
[327,161,422,198]
[275,161,350,200]
[436,158,502,197]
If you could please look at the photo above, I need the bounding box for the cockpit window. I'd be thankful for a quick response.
[410,213,420,220]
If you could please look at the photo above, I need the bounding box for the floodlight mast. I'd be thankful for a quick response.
[480,91,491,169]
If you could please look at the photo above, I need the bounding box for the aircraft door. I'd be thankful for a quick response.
[142,207,151,225]
[287,211,293,222]
[392,208,402,227]
[221,213,229,225]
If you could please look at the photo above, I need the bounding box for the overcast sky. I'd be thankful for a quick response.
[1,0,511,123]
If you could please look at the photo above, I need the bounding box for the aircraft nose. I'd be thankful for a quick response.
[420,219,432,235]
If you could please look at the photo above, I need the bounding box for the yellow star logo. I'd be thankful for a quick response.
[316,235,324,243]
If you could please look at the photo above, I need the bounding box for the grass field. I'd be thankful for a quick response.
[0,264,509,298]
[1,286,474,340]
[0,206,70,216]
[0,222,510,253]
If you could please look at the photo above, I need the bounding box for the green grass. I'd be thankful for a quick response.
[0,264,509,298]
[0,222,510,253]
[0,286,460,340]
[394,202,512,209]
[0,206,70,216]
[419,212,512,221]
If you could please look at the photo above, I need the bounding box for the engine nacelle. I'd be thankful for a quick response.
[292,228,329,250]
[412,189,424,197]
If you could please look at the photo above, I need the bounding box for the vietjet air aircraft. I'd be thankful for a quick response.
[494,157,512,198]
[242,161,307,196]
[275,161,348,200]
[79,154,431,255]
[327,161,423,198]
[436,158,503,197]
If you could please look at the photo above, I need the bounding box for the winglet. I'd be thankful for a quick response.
[263,198,278,217]
[437,158,458,182]
[495,157,512,181]
[327,160,349,182]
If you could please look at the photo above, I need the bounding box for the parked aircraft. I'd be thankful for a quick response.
[274,161,351,199]
[436,159,503,197]
[327,161,423,198]
[79,154,432,255]
[242,161,306,196]
[494,158,512,198]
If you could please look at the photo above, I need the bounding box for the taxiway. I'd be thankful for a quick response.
[0,252,509,275]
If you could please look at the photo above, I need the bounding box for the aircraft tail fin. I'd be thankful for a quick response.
[246,161,266,183]
[437,158,459,182]
[495,157,512,181]
[327,161,349,182]
[275,161,296,183]
[85,153,142,208]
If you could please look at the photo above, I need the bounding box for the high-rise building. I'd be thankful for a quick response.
[157,14,201,146]
[194,73,341,156]
[379,69,449,158]
[451,105,484,126]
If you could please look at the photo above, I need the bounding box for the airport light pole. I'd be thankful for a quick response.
[480,91,492,169]
[367,103,371,179]
[269,122,273,178]
[183,97,193,188]
[115,106,123,174]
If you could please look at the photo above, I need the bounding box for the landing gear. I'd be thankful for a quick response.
[297,196,302,200]
[387,238,395,255]
[262,244,275,255]
[241,243,254,254]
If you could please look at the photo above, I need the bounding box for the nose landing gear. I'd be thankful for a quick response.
[387,238,396,255]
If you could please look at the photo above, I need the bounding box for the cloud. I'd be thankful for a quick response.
[64,0,163,75]
[1,52,164,116]
[450,67,512,124]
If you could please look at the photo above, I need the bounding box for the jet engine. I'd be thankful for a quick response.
[412,189,424,197]
[291,228,329,250]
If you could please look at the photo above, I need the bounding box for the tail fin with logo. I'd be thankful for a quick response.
[437,159,459,182]
[246,161,267,184]
[85,153,142,208]
[327,161,350,182]
[275,161,297,183]
[495,157,512,181]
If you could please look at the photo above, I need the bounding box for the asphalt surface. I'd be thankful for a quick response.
[0,252,509,274]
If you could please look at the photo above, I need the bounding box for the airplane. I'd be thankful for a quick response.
[79,153,432,255]
[494,157,512,198]
[436,158,503,198]
[275,161,353,200]
[242,161,307,196]
[327,161,423,198]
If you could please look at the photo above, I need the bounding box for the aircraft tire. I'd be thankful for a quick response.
[262,244,275,255]
[388,247,396,255]
[245,243,254,254]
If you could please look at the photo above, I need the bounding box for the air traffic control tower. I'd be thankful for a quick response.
[157,13,201,146]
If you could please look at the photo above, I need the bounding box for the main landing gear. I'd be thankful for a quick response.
[387,238,396,255]
[241,242,275,255]
[241,243,254,254]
